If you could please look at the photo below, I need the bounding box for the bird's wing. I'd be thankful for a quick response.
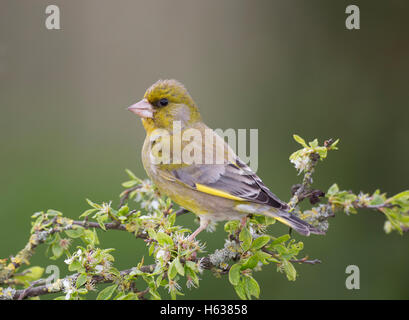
[153,123,288,209]
[162,157,288,210]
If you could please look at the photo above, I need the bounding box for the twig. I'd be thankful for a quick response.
[175,208,189,217]
[10,265,157,300]
[261,248,321,265]
[288,152,321,211]
[119,186,141,209]
[0,217,148,284]
[72,220,128,231]
[18,278,47,300]
[0,220,70,283]
[288,257,322,265]
[136,287,150,300]
[288,138,337,211]
[354,202,398,210]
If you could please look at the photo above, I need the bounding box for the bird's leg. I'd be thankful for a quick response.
[240,216,248,229]
[234,216,249,241]
[188,218,209,242]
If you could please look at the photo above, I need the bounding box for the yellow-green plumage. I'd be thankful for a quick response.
[128,79,324,239]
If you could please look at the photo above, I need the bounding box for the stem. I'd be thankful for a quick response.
[288,152,320,211]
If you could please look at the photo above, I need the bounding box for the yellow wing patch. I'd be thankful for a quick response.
[195,183,244,201]
[273,216,293,227]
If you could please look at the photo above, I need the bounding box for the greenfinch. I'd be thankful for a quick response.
[128,79,323,240]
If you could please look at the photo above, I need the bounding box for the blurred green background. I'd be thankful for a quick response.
[1,0,408,299]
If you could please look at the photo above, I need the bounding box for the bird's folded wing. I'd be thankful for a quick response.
[161,158,288,210]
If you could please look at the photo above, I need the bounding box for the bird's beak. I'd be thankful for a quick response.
[127,99,154,118]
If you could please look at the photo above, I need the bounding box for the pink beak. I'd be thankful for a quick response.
[127,99,154,118]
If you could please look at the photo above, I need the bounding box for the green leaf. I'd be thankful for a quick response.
[271,234,290,246]
[168,213,176,226]
[251,235,270,250]
[65,227,85,238]
[31,211,43,218]
[229,263,242,286]
[239,227,252,252]
[244,276,260,299]
[96,284,118,300]
[224,220,240,234]
[168,260,178,280]
[149,288,162,300]
[293,134,308,148]
[289,150,302,161]
[82,229,99,245]
[86,199,101,209]
[174,258,185,276]
[125,168,139,181]
[155,273,164,288]
[185,267,200,287]
[327,183,339,196]
[47,209,63,216]
[255,250,274,264]
[148,243,155,256]
[234,280,247,300]
[122,180,137,188]
[79,208,97,218]
[185,260,198,272]
[383,209,403,235]
[51,243,64,259]
[283,260,297,281]
[14,266,44,284]
[68,260,82,272]
[370,194,385,206]
[96,216,107,231]
[156,232,174,246]
[117,292,139,300]
[390,190,409,201]
[264,216,276,226]
[147,228,157,240]
[30,216,44,234]
[242,255,259,270]
[109,267,121,278]
[117,205,129,216]
[309,139,318,148]
[76,273,87,288]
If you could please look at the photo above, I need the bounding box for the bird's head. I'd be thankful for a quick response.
[128,79,201,132]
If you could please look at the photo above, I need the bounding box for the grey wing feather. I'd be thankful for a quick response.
[170,158,288,210]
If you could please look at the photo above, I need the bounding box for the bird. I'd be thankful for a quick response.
[128,79,324,240]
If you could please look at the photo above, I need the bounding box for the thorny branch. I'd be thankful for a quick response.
[11,266,155,300]
[1,136,408,300]
[1,209,317,300]
[0,216,149,285]
[287,138,337,211]
[261,248,321,265]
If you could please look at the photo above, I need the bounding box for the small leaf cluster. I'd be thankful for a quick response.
[56,246,118,300]
[31,210,100,261]
[55,173,207,300]
[224,216,305,299]
[125,210,205,300]
[326,184,409,234]
[290,134,339,174]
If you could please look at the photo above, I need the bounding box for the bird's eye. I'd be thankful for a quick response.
[158,98,169,107]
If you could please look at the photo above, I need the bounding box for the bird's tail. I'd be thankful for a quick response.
[262,208,325,236]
